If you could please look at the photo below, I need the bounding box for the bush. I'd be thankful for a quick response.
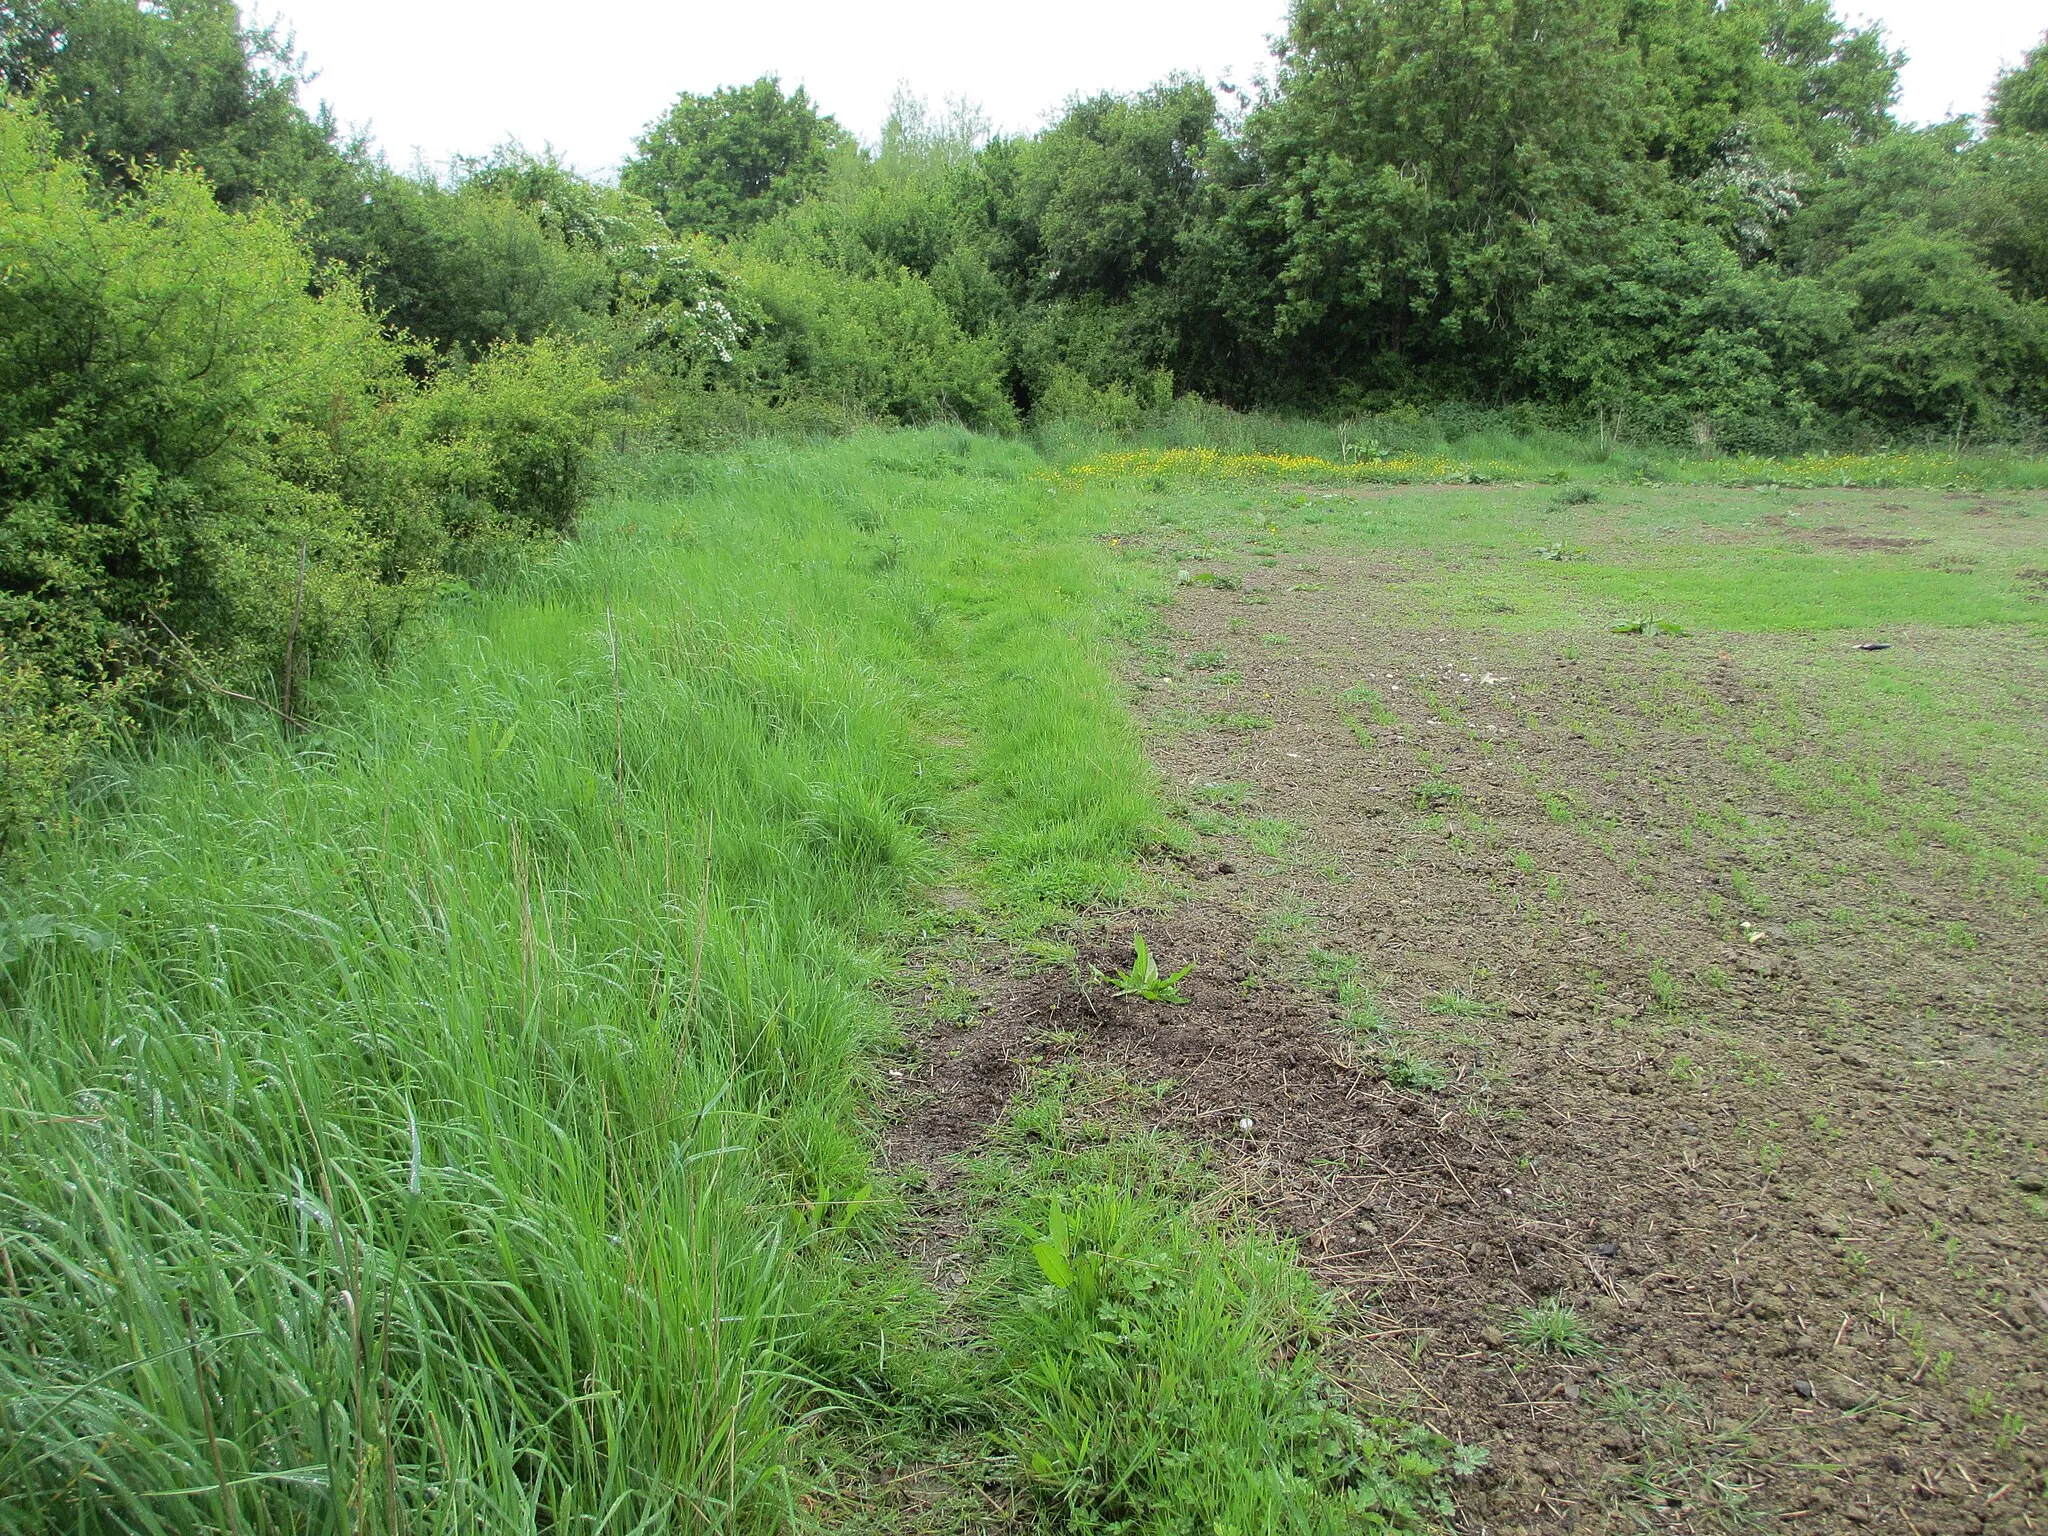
[408,334,614,537]
[0,103,610,843]
[739,256,1016,430]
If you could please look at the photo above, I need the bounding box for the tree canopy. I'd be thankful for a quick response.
[622,76,847,238]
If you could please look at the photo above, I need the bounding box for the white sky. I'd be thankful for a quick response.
[251,0,2048,177]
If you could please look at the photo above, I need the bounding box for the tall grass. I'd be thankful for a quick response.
[0,430,1157,1532]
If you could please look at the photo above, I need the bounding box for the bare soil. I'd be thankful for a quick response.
[887,517,2048,1535]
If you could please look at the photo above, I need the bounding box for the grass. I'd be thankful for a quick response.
[0,428,1165,1532]
[1113,459,2048,919]
[1042,397,2048,490]
[957,1068,1466,1533]
[10,410,2046,1532]
[1510,1299,1597,1357]
[1,423,1508,1535]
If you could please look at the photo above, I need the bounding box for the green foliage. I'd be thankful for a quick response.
[738,255,1015,429]
[408,335,613,535]
[0,431,1164,1529]
[1002,1191,1453,1532]
[971,1077,1461,1534]
[0,0,341,208]
[0,103,608,841]
[1096,930,1194,1003]
[1989,31,2048,137]
[1823,226,2048,430]
[624,76,848,238]
[310,163,614,357]
[11,0,2045,445]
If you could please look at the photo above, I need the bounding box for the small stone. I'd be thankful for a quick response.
[1590,1240,1619,1258]
[2015,1173,2046,1194]
[1237,1116,1254,1132]
[1794,1378,1817,1400]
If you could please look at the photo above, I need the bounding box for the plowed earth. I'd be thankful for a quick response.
[888,487,2048,1535]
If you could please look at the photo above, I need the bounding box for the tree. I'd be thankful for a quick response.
[622,77,847,238]
[1620,0,1898,178]
[0,0,340,208]
[1988,31,2048,136]
[1209,0,1651,400]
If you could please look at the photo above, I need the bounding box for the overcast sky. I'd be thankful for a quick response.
[252,0,2048,176]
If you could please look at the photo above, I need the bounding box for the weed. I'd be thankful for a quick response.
[1426,989,1499,1018]
[1096,932,1194,1004]
[1247,817,1301,857]
[1308,948,1362,989]
[1511,1298,1596,1357]
[1649,961,1682,1012]
[1414,779,1465,810]
[1212,710,1276,731]
[1597,1379,1765,1525]
[970,1070,1463,1532]
[1191,779,1258,808]
[1381,1050,1450,1092]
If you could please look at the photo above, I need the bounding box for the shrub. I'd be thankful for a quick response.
[0,102,611,842]
[408,334,614,537]
[740,256,1016,430]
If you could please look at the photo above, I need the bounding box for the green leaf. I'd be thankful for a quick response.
[1032,1238,1073,1289]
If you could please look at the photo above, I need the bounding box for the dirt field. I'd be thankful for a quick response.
[889,484,2048,1533]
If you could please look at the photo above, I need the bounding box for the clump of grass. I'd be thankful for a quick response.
[1191,778,1257,808]
[1247,816,1301,857]
[1212,710,1276,732]
[1511,1298,1597,1357]
[1425,988,1499,1018]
